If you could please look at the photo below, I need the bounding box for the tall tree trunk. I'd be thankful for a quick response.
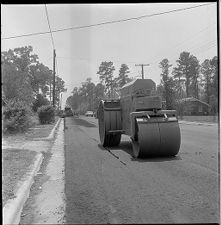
[186,77,190,97]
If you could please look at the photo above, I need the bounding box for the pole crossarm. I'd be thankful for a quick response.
[135,64,150,79]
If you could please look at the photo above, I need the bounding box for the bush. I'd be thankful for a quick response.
[56,109,64,117]
[3,99,32,133]
[32,94,50,112]
[37,105,55,124]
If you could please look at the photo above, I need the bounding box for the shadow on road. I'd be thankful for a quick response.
[71,117,97,127]
[98,141,182,162]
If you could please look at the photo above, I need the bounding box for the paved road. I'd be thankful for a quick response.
[64,116,219,224]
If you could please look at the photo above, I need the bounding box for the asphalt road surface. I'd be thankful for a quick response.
[64,116,219,224]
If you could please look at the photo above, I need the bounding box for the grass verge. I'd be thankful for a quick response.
[2,115,60,207]
[178,115,218,123]
[2,149,37,207]
[3,116,59,141]
[24,116,59,139]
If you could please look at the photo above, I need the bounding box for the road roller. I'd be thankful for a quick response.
[97,79,181,158]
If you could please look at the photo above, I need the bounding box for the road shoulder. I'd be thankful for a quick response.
[3,117,62,225]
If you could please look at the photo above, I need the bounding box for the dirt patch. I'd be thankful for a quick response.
[2,149,37,207]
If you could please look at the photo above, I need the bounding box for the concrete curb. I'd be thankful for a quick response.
[33,118,62,141]
[87,121,97,126]
[3,153,43,225]
[179,120,218,126]
[3,118,63,225]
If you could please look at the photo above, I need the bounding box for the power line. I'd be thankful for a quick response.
[56,56,149,78]
[146,23,217,66]
[148,38,217,66]
[170,22,217,50]
[190,40,217,52]
[45,5,60,93]
[45,4,58,106]
[192,42,217,55]
[44,4,55,49]
[2,3,215,40]
[195,45,217,57]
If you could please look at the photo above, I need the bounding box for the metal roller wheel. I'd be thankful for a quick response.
[98,102,121,147]
[132,119,181,158]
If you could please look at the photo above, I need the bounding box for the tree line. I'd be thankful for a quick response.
[2,46,67,110]
[66,63,132,113]
[158,51,218,114]
[67,51,218,115]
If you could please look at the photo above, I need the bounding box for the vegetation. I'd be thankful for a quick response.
[158,52,217,114]
[2,46,66,132]
[2,46,66,108]
[67,51,217,116]
[97,61,115,98]
[66,62,133,114]
[37,105,55,124]
[3,99,32,133]
[32,94,50,112]
[115,64,132,89]
[66,78,105,114]
[159,59,175,109]
[3,46,217,124]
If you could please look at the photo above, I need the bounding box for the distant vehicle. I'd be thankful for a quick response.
[74,111,79,117]
[85,111,94,117]
[64,106,73,117]
[59,110,65,118]
[94,111,98,118]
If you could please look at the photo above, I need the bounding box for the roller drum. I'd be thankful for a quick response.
[98,101,121,147]
[132,119,181,158]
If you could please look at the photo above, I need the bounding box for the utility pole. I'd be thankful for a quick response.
[60,93,62,110]
[52,49,56,107]
[49,79,51,104]
[135,64,150,79]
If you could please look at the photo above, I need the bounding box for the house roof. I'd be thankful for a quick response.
[176,97,210,107]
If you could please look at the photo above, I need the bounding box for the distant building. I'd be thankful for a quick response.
[176,97,210,115]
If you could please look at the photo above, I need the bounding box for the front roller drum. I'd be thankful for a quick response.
[98,102,121,147]
[132,120,181,158]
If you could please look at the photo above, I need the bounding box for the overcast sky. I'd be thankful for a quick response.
[1,3,217,108]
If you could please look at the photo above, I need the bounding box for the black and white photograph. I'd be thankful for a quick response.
[2,2,219,224]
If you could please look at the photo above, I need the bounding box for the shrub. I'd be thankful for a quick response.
[37,105,55,124]
[55,109,63,117]
[3,99,32,133]
[32,94,50,112]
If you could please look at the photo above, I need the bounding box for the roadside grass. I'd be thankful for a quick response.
[24,116,59,139]
[178,115,218,123]
[3,115,59,141]
[2,114,60,207]
[2,149,37,207]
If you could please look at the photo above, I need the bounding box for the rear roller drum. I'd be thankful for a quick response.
[98,103,121,147]
[132,120,181,158]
